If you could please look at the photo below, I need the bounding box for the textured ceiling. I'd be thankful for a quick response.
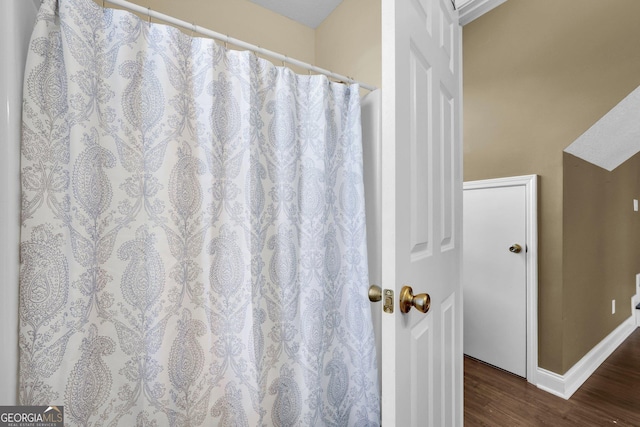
[249,0,343,28]
[564,86,640,171]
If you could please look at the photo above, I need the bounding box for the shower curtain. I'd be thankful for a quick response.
[18,0,380,425]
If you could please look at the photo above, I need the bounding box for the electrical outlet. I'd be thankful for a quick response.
[612,299,616,314]
[634,199,639,212]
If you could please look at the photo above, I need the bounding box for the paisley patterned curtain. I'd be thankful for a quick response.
[19,0,380,425]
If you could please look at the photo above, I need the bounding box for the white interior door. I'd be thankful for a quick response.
[381,0,462,425]
[463,184,527,377]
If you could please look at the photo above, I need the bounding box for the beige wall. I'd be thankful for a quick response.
[315,0,381,90]
[464,0,640,374]
[563,152,640,370]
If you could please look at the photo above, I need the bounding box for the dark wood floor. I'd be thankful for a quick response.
[464,328,640,426]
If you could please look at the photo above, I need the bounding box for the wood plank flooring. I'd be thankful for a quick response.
[464,328,640,426]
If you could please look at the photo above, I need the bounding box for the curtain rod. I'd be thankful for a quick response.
[103,0,377,92]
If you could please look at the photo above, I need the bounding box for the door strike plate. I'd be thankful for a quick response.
[383,289,394,314]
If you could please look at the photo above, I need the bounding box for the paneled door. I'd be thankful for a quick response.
[380,0,462,425]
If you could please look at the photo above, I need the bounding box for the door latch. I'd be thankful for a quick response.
[383,289,394,313]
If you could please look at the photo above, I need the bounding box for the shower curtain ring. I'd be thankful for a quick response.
[191,23,196,37]
[282,55,287,67]
[224,35,229,49]
[147,7,151,26]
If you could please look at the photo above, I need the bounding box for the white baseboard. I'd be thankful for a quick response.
[536,315,637,400]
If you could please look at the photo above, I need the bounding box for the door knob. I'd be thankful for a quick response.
[368,284,382,302]
[509,244,522,253]
[399,285,431,314]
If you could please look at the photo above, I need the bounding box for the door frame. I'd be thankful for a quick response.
[463,174,538,384]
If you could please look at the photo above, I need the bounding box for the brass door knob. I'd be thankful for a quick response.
[368,284,382,302]
[509,244,522,253]
[399,285,431,314]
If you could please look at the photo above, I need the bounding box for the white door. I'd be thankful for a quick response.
[381,0,462,425]
[463,184,527,377]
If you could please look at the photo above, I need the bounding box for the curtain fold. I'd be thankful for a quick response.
[18,0,380,425]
